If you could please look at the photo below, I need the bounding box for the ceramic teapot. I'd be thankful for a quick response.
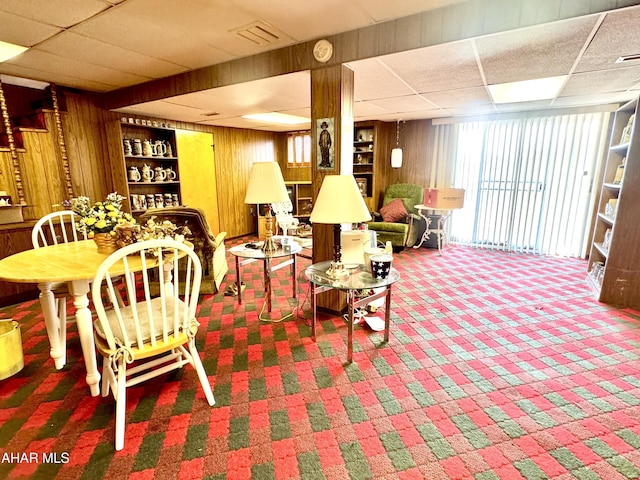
[141,164,153,182]
[154,140,166,156]
[128,166,141,182]
[132,139,143,156]
[142,139,154,157]
[154,166,167,182]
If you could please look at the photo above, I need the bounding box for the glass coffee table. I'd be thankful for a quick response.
[304,261,400,363]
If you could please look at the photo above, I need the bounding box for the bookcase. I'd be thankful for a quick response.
[587,96,640,308]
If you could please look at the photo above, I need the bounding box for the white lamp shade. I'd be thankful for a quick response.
[391,148,403,168]
[310,175,372,224]
[244,162,289,204]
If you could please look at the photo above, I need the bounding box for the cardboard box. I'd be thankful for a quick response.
[0,206,24,225]
[423,188,465,210]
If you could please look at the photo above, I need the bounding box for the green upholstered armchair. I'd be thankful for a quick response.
[139,207,228,294]
[367,183,424,250]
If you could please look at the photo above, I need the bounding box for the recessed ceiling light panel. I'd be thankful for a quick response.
[242,112,310,125]
[488,75,568,104]
[0,40,28,63]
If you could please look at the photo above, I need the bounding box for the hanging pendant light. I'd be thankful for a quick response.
[391,120,403,168]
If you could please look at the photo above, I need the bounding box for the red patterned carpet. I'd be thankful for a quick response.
[1,239,640,479]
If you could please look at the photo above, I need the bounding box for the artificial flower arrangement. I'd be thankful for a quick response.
[135,216,191,243]
[70,192,135,237]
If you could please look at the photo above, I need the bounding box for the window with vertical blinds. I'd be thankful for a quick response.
[287,131,311,167]
[437,111,610,257]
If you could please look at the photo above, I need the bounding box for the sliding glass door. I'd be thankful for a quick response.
[442,111,609,257]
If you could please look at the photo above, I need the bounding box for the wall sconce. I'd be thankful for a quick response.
[391,120,403,168]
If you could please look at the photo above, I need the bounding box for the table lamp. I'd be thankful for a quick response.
[310,175,372,278]
[244,162,289,253]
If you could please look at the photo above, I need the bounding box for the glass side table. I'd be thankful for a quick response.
[304,261,400,363]
[230,242,302,313]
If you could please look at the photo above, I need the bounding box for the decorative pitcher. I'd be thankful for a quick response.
[154,166,167,182]
[123,138,132,156]
[142,139,154,157]
[154,140,166,156]
[141,164,153,182]
[132,139,143,156]
[128,166,141,182]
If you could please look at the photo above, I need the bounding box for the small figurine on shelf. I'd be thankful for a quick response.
[613,157,626,184]
[620,114,635,144]
[123,138,132,156]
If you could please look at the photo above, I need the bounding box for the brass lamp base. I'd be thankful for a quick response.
[261,208,278,254]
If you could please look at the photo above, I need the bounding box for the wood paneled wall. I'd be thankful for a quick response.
[208,126,285,238]
[372,119,433,209]
[63,93,117,204]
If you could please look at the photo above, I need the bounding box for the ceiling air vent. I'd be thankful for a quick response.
[616,54,640,63]
[232,20,285,46]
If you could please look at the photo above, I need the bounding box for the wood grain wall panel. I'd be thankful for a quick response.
[372,119,433,208]
[63,93,117,203]
[0,150,18,203]
[19,125,66,220]
[0,223,38,307]
[210,126,283,239]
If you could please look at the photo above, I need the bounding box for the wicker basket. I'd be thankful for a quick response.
[93,233,118,255]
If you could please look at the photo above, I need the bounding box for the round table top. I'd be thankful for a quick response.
[229,241,302,259]
[304,260,400,290]
[0,239,187,284]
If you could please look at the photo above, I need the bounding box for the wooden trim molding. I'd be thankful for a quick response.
[50,83,74,199]
[0,80,24,204]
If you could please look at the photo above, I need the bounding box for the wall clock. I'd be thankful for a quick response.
[313,39,333,63]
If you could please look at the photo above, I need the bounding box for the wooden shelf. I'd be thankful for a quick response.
[587,96,640,308]
[597,213,615,225]
[113,120,182,214]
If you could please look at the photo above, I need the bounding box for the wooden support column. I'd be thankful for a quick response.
[311,64,354,313]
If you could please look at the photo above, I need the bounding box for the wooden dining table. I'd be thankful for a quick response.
[0,239,181,397]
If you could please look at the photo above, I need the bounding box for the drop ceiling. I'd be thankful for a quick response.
[1,0,640,132]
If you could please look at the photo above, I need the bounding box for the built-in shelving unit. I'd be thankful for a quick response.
[587,96,640,308]
[256,180,313,237]
[117,119,181,215]
[353,123,375,201]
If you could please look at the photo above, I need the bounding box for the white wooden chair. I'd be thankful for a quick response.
[31,211,87,366]
[91,239,215,451]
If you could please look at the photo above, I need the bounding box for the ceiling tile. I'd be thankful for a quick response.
[349,58,416,100]
[38,32,187,79]
[476,16,598,84]
[0,62,114,91]
[423,86,491,108]
[552,91,637,108]
[369,94,441,114]
[560,65,640,97]
[71,5,232,69]
[575,6,640,72]
[8,49,151,88]
[0,11,61,46]
[380,40,485,93]
[0,0,109,28]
